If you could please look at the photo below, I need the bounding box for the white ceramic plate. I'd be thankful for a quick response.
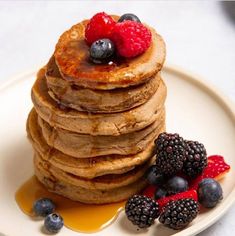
[0,66,234,236]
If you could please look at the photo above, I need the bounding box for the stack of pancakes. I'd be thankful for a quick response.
[26,18,166,204]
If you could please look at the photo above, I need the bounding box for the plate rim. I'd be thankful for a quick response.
[1,64,235,236]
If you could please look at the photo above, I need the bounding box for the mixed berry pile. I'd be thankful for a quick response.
[85,12,152,63]
[125,132,230,230]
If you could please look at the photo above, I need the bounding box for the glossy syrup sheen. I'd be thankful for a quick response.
[15,176,125,233]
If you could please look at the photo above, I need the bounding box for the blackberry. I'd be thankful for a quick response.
[125,195,160,228]
[159,198,199,230]
[155,133,186,176]
[182,141,207,178]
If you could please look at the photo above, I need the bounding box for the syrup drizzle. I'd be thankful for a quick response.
[15,176,125,233]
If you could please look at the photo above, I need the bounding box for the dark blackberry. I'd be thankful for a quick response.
[159,198,199,230]
[125,195,160,228]
[182,141,207,178]
[155,133,186,176]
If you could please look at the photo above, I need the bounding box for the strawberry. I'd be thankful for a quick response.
[142,185,156,198]
[189,155,230,190]
[157,190,198,210]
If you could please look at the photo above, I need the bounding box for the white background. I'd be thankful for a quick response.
[0,1,235,235]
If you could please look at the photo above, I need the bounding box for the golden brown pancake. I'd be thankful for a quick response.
[35,162,147,204]
[32,68,167,136]
[34,151,153,190]
[54,16,166,89]
[46,56,161,113]
[37,108,165,158]
[27,109,161,178]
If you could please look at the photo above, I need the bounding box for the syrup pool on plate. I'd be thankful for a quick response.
[15,176,125,233]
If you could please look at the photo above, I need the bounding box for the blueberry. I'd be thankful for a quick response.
[44,213,64,233]
[154,188,167,200]
[118,13,141,23]
[90,39,115,64]
[146,165,165,186]
[165,176,188,195]
[198,178,223,208]
[33,198,55,217]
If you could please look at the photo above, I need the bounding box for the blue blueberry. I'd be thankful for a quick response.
[198,178,223,208]
[146,165,165,186]
[44,213,64,233]
[154,188,167,200]
[90,39,115,64]
[165,176,188,195]
[33,198,55,217]
[118,13,141,23]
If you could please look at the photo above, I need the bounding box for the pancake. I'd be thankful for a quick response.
[54,16,166,90]
[32,67,167,136]
[38,107,165,158]
[46,56,161,113]
[35,162,147,204]
[27,109,159,178]
[34,151,153,190]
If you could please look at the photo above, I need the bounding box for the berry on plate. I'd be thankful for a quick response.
[44,213,64,233]
[85,12,116,45]
[154,133,187,176]
[125,195,160,228]
[154,188,167,200]
[156,190,198,210]
[165,176,188,195]
[183,140,207,178]
[118,13,141,23]
[33,198,55,217]
[90,38,115,64]
[111,21,152,58]
[189,155,230,190]
[159,198,199,230]
[145,165,165,186]
[198,178,223,208]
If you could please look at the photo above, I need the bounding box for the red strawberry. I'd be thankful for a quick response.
[142,185,156,198]
[189,155,230,190]
[157,190,198,210]
[111,21,152,58]
[85,12,116,45]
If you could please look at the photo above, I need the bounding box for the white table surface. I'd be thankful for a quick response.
[0,1,235,235]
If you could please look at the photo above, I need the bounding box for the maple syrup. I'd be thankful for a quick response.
[15,176,125,233]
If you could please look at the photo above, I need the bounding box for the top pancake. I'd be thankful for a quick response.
[54,16,166,90]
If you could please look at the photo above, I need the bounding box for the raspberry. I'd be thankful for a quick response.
[111,21,152,58]
[85,12,116,45]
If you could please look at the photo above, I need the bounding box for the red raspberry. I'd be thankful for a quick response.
[85,12,116,45]
[111,21,152,58]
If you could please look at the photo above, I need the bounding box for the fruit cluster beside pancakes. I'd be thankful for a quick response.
[26,12,166,204]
